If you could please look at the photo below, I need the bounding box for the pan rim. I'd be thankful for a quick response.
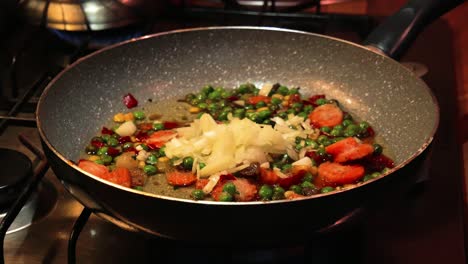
[36,26,440,206]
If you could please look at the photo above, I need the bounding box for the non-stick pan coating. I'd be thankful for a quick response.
[37,27,438,242]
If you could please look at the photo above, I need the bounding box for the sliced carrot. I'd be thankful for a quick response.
[259,168,280,185]
[247,95,271,105]
[308,103,343,128]
[105,167,132,188]
[144,130,177,148]
[78,160,131,188]
[138,122,153,131]
[325,137,374,163]
[232,178,257,201]
[195,179,209,189]
[78,160,109,178]
[317,162,365,186]
[166,171,197,186]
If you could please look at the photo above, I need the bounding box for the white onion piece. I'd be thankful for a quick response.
[226,164,249,174]
[260,162,270,168]
[259,83,273,96]
[273,168,288,178]
[202,173,223,194]
[292,157,313,167]
[115,121,137,137]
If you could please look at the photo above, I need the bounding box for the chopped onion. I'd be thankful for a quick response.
[115,121,137,137]
[226,164,249,174]
[259,83,273,96]
[273,167,288,178]
[260,162,270,168]
[202,173,223,194]
[292,157,313,167]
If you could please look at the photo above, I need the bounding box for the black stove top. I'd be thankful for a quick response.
[0,3,466,264]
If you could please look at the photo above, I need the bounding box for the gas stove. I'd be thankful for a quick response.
[0,2,466,264]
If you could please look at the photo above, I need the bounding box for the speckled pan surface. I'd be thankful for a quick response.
[38,27,438,164]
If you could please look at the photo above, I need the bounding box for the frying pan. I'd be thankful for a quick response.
[35,0,463,243]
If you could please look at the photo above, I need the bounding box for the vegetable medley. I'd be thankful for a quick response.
[79,83,394,202]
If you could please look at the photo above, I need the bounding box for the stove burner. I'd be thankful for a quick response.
[0,148,32,210]
[49,24,150,49]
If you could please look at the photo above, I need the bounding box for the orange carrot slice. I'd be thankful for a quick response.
[259,168,280,185]
[78,160,109,178]
[105,167,132,188]
[167,171,197,186]
[247,95,271,105]
[144,130,177,148]
[308,103,343,128]
[317,162,365,186]
[326,137,374,163]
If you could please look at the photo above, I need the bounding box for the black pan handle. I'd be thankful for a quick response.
[363,0,465,60]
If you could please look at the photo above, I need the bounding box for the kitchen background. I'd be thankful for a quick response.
[0,0,467,263]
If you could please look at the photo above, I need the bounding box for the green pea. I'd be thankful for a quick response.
[94,159,104,165]
[107,137,119,147]
[288,88,299,94]
[315,98,327,105]
[290,185,303,195]
[301,181,315,189]
[133,111,145,120]
[331,137,345,144]
[342,119,353,127]
[320,186,335,193]
[199,162,206,169]
[217,111,229,121]
[291,102,303,109]
[330,128,342,137]
[263,119,273,125]
[223,182,237,195]
[101,134,111,143]
[122,143,133,151]
[359,121,370,131]
[238,83,254,94]
[153,123,165,131]
[278,112,288,119]
[233,108,245,118]
[344,124,359,137]
[100,154,113,165]
[297,112,308,119]
[317,135,329,145]
[272,186,285,200]
[218,100,227,108]
[277,86,289,95]
[303,172,314,182]
[371,172,381,178]
[317,147,327,157]
[208,103,220,113]
[97,146,108,156]
[143,164,157,175]
[196,93,207,101]
[363,174,373,182]
[139,144,149,151]
[158,146,166,157]
[382,167,391,174]
[191,189,205,200]
[303,105,313,113]
[257,110,271,120]
[282,163,292,172]
[201,85,214,94]
[259,185,273,200]
[373,144,383,155]
[146,154,158,165]
[295,143,304,151]
[219,192,233,202]
[208,90,222,100]
[244,104,254,110]
[197,102,208,110]
[320,126,331,133]
[182,156,194,170]
[268,104,279,112]
[305,139,319,149]
[246,112,260,123]
[286,108,297,115]
[85,145,97,155]
[221,90,232,99]
[271,97,282,105]
[256,101,267,108]
[133,186,144,191]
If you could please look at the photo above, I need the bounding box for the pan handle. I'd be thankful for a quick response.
[363,0,465,60]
